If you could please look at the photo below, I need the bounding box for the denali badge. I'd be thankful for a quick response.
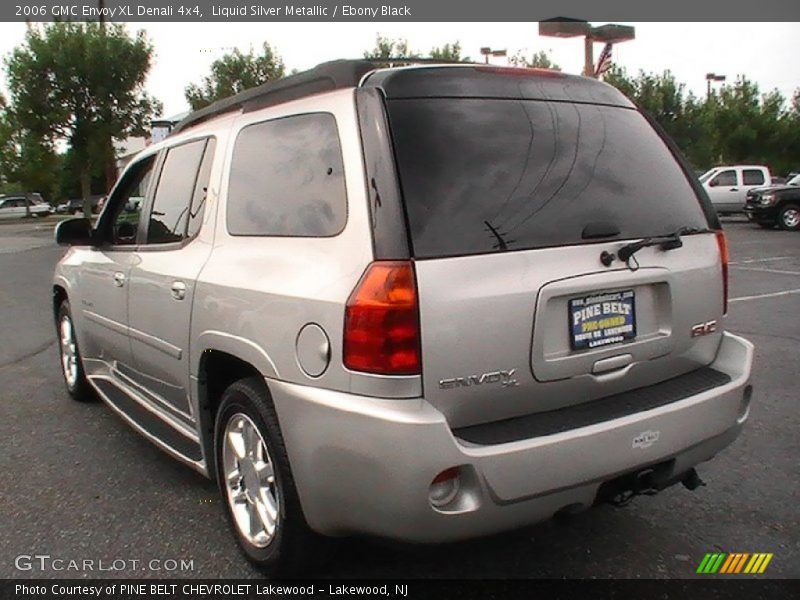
[691,320,718,338]
[632,430,660,449]
[439,369,518,390]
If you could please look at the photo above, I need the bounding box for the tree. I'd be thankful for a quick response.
[5,22,161,216]
[430,42,468,62]
[604,66,800,174]
[185,42,285,110]
[510,50,561,70]
[364,34,420,67]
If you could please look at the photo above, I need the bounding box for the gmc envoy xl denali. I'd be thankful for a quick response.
[53,60,754,574]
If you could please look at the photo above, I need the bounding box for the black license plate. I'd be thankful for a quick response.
[569,290,636,350]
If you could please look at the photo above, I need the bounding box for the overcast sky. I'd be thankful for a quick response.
[0,22,797,117]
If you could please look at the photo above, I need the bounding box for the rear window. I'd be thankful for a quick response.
[386,98,709,259]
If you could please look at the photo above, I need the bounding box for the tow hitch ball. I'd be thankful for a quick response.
[682,468,706,491]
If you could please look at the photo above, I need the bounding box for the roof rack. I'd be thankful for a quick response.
[170,58,479,135]
[171,59,375,134]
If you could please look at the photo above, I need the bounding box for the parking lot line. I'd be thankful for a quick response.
[730,288,800,303]
[730,266,800,276]
[730,256,799,265]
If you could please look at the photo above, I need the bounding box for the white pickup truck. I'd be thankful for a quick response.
[699,165,771,214]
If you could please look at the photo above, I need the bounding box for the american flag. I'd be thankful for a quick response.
[595,43,613,78]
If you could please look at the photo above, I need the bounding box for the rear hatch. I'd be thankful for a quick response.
[378,67,724,429]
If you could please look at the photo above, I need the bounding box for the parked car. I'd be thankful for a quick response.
[744,177,800,230]
[53,60,754,575]
[0,194,51,219]
[699,165,771,214]
[64,195,106,215]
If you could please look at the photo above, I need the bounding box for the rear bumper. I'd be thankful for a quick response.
[269,332,754,543]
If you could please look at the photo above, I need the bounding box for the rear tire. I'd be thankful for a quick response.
[778,204,800,231]
[56,301,95,402]
[214,376,326,576]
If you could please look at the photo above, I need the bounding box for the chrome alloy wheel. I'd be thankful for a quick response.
[781,207,799,229]
[222,413,280,548]
[59,315,78,388]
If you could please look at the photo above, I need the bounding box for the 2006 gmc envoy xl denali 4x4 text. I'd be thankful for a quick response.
[52,60,754,574]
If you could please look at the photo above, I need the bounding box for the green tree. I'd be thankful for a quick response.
[605,66,712,168]
[5,22,161,216]
[430,42,468,62]
[604,67,800,174]
[185,42,285,110]
[363,34,420,67]
[509,50,561,70]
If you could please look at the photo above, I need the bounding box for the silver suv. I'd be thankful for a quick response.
[53,61,754,574]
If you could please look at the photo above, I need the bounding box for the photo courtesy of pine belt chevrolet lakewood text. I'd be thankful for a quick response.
[52,60,754,576]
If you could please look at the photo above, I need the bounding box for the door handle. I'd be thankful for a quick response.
[729,188,739,192]
[113,272,126,287]
[171,281,187,301]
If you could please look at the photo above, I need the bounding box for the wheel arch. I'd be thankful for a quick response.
[194,344,277,482]
[53,284,68,323]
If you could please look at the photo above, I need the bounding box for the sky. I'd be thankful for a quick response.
[0,22,797,117]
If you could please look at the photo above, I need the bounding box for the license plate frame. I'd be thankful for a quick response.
[569,289,637,351]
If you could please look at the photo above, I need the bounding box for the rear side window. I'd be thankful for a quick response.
[742,169,765,185]
[227,113,347,237]
[386,98,710,258]
[147,138,212,244]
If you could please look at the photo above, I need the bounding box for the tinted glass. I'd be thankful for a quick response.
[711,170,737,187]
[106,157,155,245]
[742,169,765,185]
[227,113,347,237]
[187,138,216,239]
[148,139,207,244]
[387,98,709,259]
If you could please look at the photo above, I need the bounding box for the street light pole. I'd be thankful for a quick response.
[539,19,635,78]
[480,46,507,65]
[705,73,726,99]
[583,36,594,77]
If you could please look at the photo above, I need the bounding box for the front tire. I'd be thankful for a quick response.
[214,376,324,576]
[778,204,800,231]
[57,301,94,402]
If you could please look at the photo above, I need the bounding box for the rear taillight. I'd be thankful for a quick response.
[343,261,421,376]
[715,230,729,315]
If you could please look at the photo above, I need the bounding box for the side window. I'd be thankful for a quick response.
[187,138,216,239]
[742,169,765,186]
[146,139,208,244]
[105,156,156,245]
[227,113,347,237]
[710,170,737,187]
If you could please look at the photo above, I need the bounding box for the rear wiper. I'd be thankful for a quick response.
[615,226,712,269]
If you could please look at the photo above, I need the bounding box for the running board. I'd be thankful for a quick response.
[89,376,207,474]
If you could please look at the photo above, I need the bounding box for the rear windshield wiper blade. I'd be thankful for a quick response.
[617,226,712,264]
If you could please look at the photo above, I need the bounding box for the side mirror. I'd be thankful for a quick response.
[55,218,94,246]
[708,179,718,187]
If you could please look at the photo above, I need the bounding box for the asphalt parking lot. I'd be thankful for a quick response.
[0,217,797,579]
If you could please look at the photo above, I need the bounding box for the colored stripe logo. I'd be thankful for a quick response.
[697,553,773,574]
